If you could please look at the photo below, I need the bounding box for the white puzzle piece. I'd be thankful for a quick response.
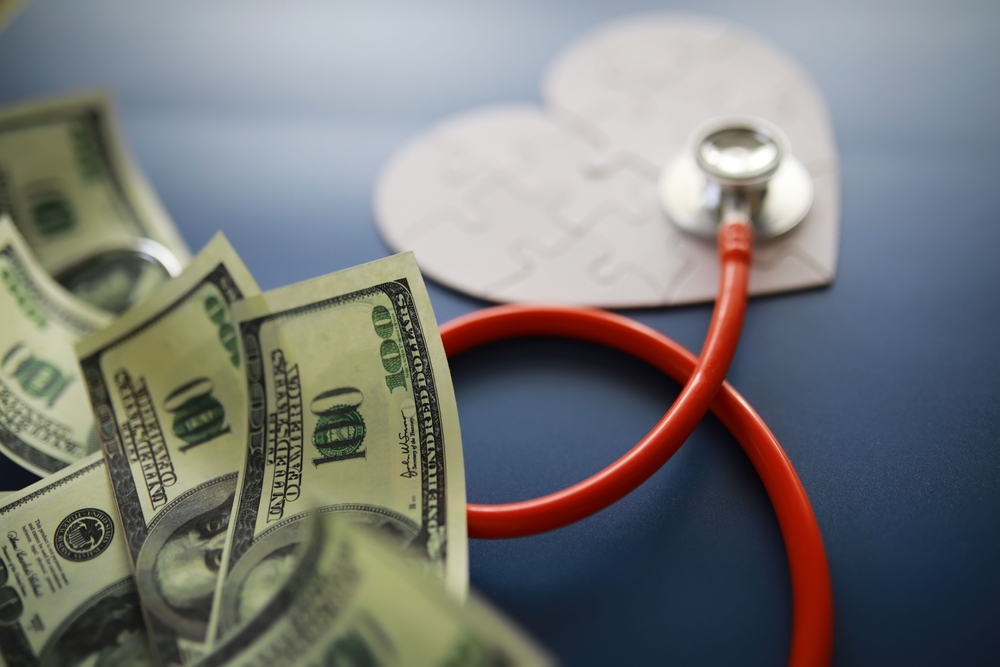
[374,14,840,307]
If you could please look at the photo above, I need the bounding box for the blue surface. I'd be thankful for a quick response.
[2,1,1000,664]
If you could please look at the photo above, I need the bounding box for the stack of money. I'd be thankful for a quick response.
[0,92,553,666]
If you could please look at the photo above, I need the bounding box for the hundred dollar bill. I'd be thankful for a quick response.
[77,234,259,666]
[0,453,154,666]
[0,215,110,476]
[208,252,467,644]
[0,92,191,314]
[197,515,551,667]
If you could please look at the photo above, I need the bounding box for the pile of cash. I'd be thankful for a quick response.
[0,93,552,667]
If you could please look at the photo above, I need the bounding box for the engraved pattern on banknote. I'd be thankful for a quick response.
[229,279,449,566]
[35,576,148,667]
[0,394,72,475]
[0,459,103,515]
[79,265,246,560]
[0,458,140,667]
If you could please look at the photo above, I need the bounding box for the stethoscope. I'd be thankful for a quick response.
[441,120,833,667]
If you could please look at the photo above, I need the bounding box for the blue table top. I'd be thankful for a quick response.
[2,1,999,665]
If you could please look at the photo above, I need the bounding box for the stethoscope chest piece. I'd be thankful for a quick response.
[659,119,813,239]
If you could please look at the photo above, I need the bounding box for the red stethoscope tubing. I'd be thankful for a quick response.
[439,222,833,667]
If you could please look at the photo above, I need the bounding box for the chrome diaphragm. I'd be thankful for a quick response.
[659,119,813,239]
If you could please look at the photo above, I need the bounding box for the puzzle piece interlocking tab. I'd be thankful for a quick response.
[374,14,840,308]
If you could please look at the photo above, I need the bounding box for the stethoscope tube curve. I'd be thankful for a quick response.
[440,221,833,667]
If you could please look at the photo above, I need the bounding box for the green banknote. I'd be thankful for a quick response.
[0,215,110,476]
[208,252,468,644]
[77,234,259,667]
[198,515,552,667]
[0,92,191,314]
[0,452,154,667]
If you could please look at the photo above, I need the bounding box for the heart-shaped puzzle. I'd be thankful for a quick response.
[374,14,840,307]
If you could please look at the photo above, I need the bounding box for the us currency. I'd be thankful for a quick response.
[0,452,154,667]
[0,92,191,314]
[208,252,468,644]
[197,515,552,667]
[0,215,110,476]
[77,234,259,666]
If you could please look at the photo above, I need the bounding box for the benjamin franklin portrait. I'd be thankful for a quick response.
[39,579,153,667]
[136,475,237,640]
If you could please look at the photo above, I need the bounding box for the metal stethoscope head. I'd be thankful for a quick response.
[659,119,813,239]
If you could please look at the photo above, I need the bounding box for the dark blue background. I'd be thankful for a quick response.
[2,1,998,664]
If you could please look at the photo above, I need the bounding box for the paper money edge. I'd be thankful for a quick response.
[0,215,111,476]
[76,232,259,665]
[399,252,468,600]
[0,216,111,331]
[76,232,254,359]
